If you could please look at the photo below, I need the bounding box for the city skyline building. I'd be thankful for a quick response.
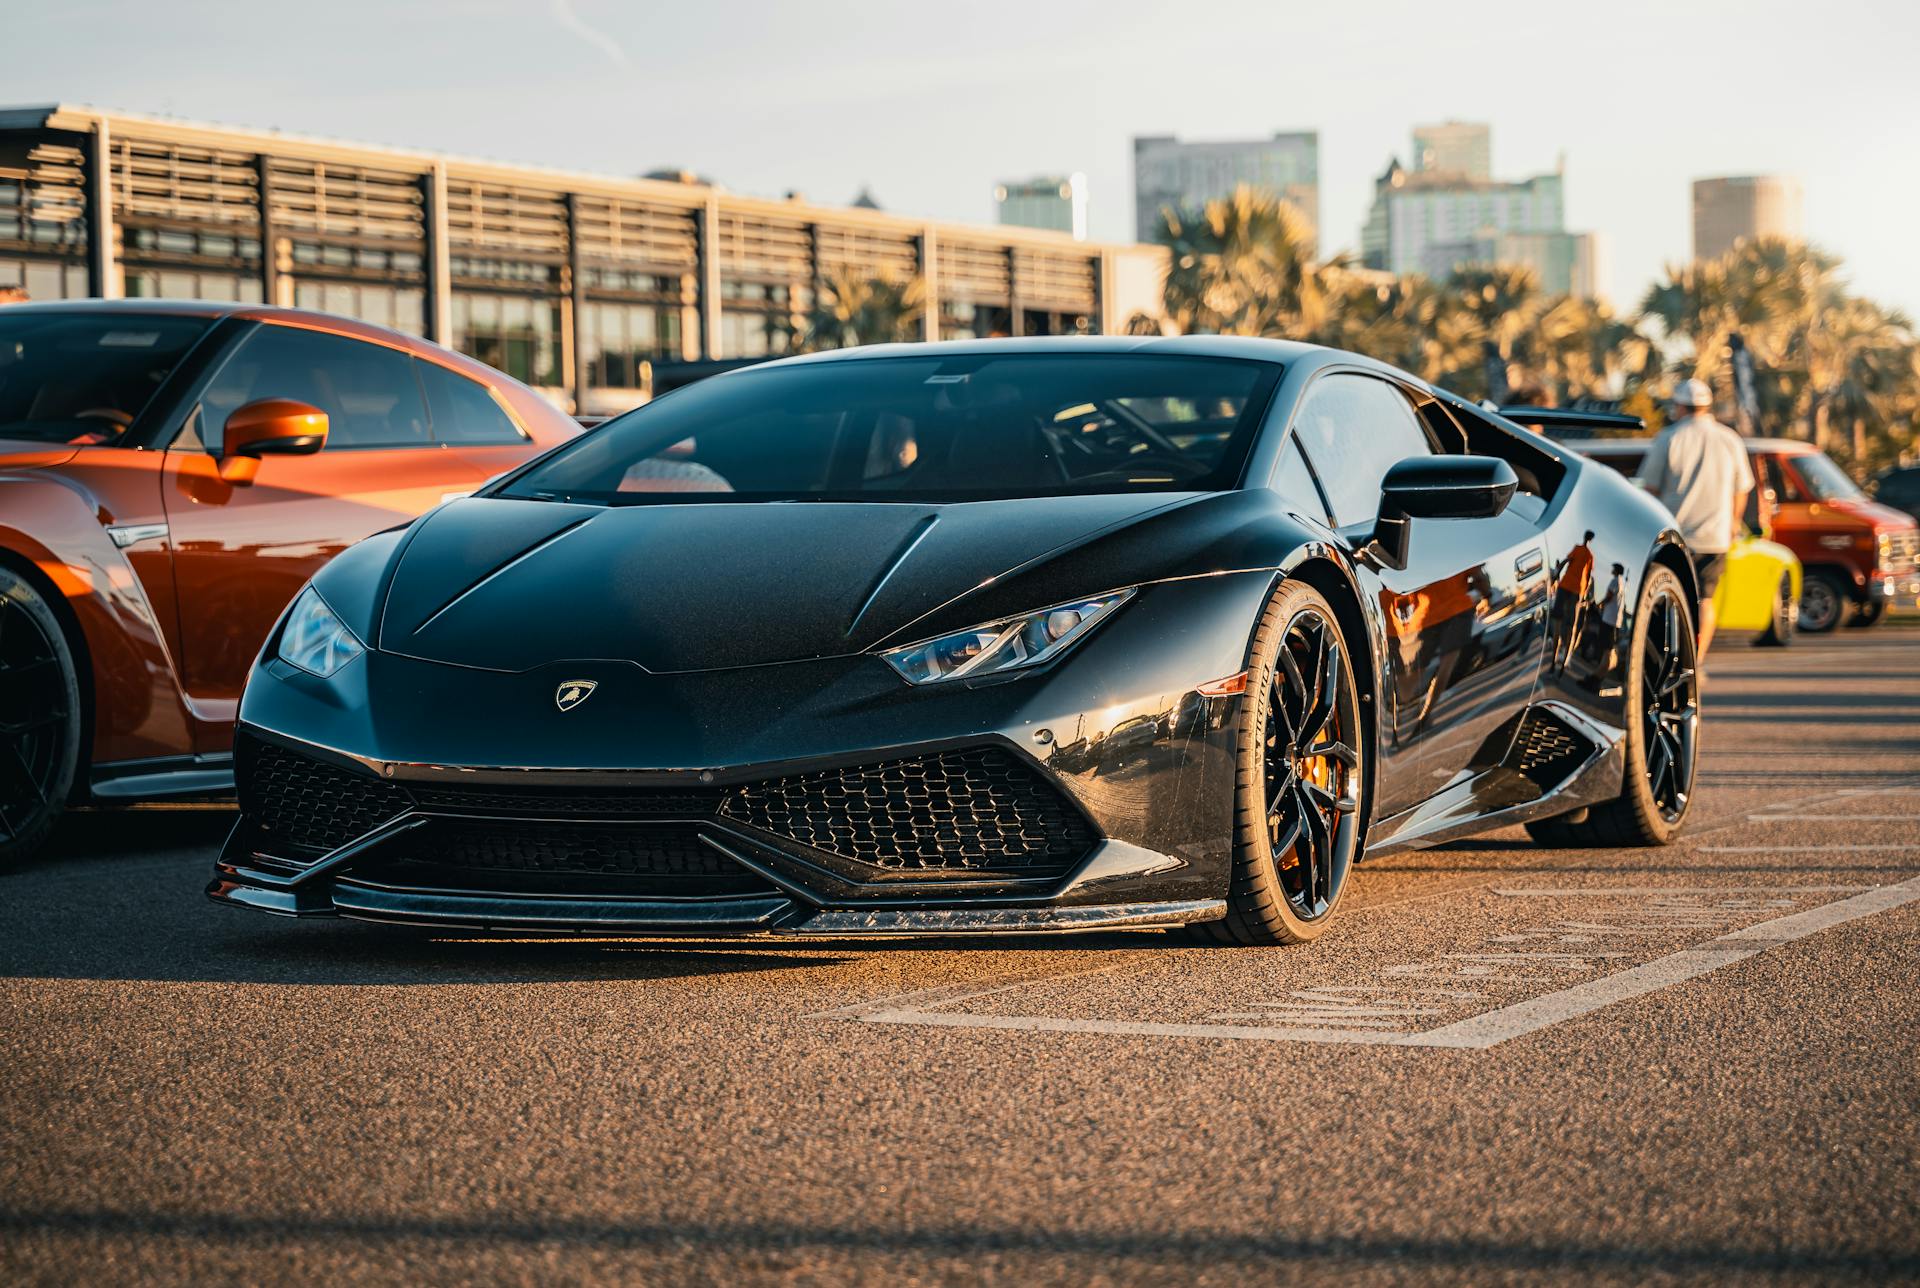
[1361,129,1605,299]
[1132,131,1319,249]
[1411,121,1492,181]
[1692,175,1804,261]
[994,173,1088,241]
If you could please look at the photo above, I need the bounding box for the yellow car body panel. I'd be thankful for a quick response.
[1714,534,1802,631]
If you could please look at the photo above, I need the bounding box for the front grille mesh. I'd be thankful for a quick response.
[240,738,1094,882]
[246,741,410,855]
[719,747,1094,874]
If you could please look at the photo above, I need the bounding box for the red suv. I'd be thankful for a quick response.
[1747,439,1920,631]
[0,300,579,865]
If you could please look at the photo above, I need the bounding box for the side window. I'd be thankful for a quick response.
[197,325,429,452]
[1274,435,1330,525]
[1765,455,1802,502]
[1287,374,1433,528]
[417,359,529,445]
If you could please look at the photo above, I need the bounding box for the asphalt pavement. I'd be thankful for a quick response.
[4,626,1918,1284]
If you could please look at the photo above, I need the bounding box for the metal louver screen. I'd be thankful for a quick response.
[716,212,810,280]
[815,223,919,282]
[267,159,424,244]
[938,240,1012,303]
[1014,248,1098,310]
[113,140,258,229]
[573,196,699,271]
[446,179,567,258]
[0,142,87,247]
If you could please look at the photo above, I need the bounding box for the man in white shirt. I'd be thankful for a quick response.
[1634,378,1755,659]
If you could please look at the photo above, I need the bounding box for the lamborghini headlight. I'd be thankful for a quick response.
[880,590,1134,685]
[277,587,364,678]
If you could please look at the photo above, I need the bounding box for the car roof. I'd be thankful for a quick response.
[0,297,514,388]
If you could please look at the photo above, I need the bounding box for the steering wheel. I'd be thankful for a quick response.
[75,407,134,431]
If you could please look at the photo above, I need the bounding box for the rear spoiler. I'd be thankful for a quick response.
[1495,405,1647,436]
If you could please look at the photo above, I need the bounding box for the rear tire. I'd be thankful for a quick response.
[1754,571,1796,647]
[0,568,84,870]
[1523,565,1698,847]
[1199,580,1366,946]
[1798,570,1847,633]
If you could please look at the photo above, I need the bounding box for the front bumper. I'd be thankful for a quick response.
[209,572,1275,934]
[1870,567,1920,611]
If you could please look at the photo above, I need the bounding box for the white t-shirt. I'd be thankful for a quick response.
[1634,414,1756,555]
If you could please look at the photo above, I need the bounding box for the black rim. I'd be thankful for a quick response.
[1800,579,1838,631]
[1264,608,1360,919]
[1641,591,1698,823]
[0,591,69,844]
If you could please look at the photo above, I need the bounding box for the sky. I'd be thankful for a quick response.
[9,0,1919,315]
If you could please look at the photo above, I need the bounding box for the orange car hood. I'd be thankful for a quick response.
[0,439,82,470]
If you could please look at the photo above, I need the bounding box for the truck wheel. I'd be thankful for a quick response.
[1754,572,1796,647]
[0,568,84,870]
[1797,570,1847,634]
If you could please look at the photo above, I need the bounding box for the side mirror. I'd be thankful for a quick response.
[1371,455,1519,570]
[218,398,328,484]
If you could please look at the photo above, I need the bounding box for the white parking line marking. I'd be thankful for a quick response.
[853,877,1920,1049]
[1491,885,1873,896]
[1414,876,1920,1048]
[1745,815,1912,822]
[1698,844,1920,853]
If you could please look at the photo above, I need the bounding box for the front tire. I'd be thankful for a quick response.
[1798,570,1848,633]
[1754,571,1796,647]
[1525,564,1698,847]
[1202,581,1366,946]
[0,568,84,870]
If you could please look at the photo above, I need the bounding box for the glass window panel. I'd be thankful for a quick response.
[1287,375,1433,528]
[199,325,430,452]
[418,358,528,444]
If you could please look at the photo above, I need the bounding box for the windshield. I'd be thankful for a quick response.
[0,313,212,444]
[1790,452,1865,503]
[500,353,1281,504]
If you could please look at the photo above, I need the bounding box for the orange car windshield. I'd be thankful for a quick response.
[0,313,212,444]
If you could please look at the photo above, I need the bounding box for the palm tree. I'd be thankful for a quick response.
[798,268,925,351]
[1157,185,1328,338]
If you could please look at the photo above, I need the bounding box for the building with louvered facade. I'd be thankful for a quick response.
[0,106,1167,415]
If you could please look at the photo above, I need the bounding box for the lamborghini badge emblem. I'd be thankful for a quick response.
[555,679,598,712]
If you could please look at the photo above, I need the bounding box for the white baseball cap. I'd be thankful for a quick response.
[1672,378,1713,409]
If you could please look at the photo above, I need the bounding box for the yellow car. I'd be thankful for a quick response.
[1559,438,1803,647]
[1714,531,1802,646]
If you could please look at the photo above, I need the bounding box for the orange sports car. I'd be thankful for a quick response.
[0,300,579,864]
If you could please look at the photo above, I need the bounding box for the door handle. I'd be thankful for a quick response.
[1515,548,1545,578]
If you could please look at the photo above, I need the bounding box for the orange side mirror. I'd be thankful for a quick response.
[218,398,328,485]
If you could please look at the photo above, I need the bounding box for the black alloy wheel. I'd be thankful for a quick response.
[1798,570,1847,633]
[1205,580,1365,945]
[1640,588,1699,824]
[0,568,84,868]
[1754,571,1796,647]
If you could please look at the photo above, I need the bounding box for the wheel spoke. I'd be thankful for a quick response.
[1296,781,1331,908]
[1267,765,1297,819]
[1309,740,1359,768]
[1646,731,1673,803]
[1276,650,1307,736]
[1270,809,1303,868]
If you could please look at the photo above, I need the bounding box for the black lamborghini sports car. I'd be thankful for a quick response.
[210,337,1700,944]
